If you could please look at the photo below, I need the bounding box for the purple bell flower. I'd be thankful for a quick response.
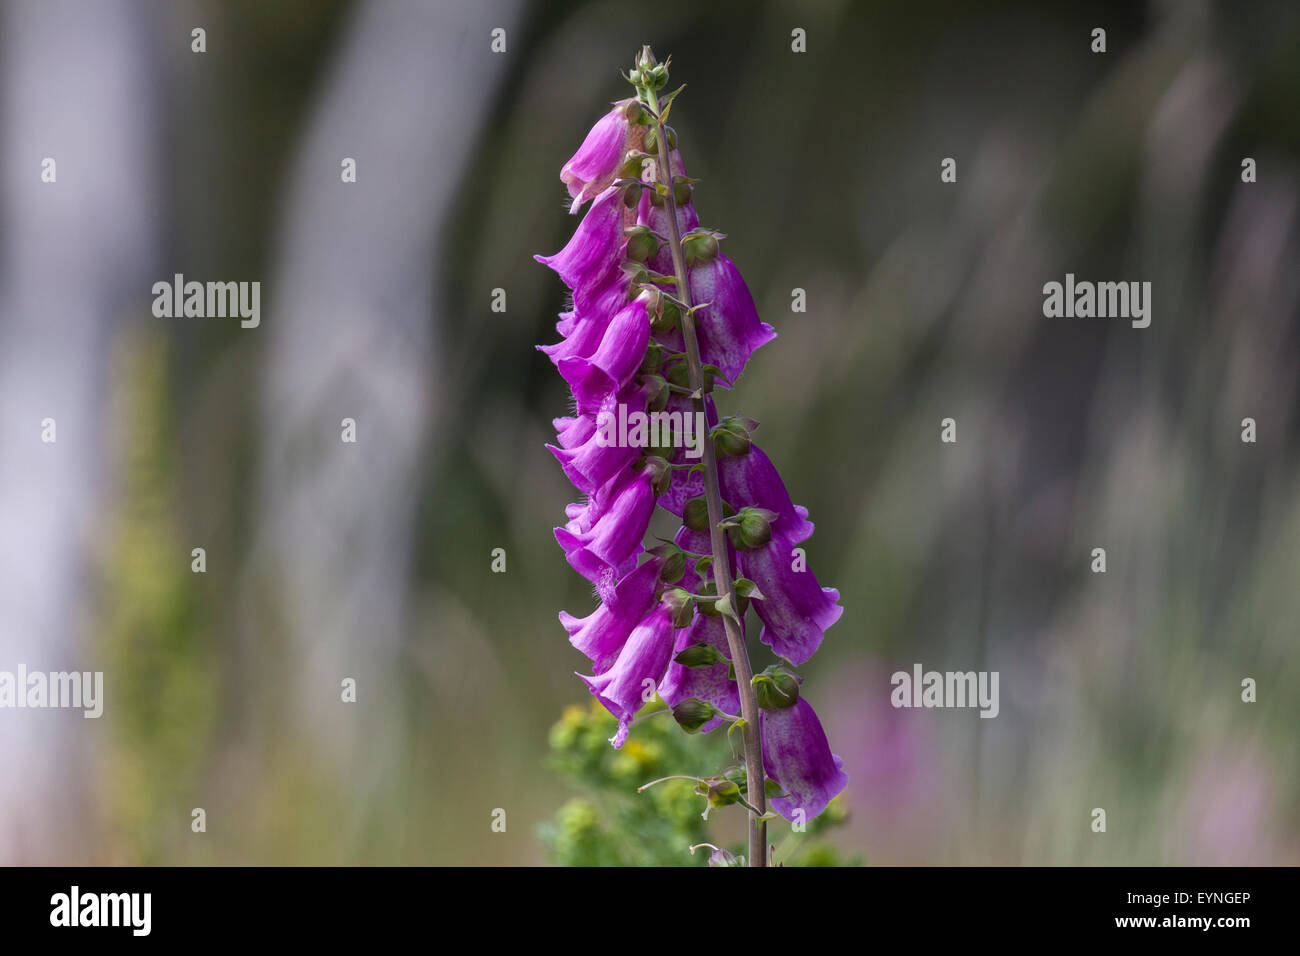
[689,253,777,386]
[562,99,643,212]
[554,465,656,601]
[580,603,677,748]
[761,697,848,821]
[560,555,665,675]
[737,527,842,665]
[534,185,627,302]
[556,293,652,413]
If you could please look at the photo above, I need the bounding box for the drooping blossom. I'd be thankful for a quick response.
[561,99,644,212]
[737,526,843,666]
[561,556,665,674]
[554,464,656,601]
[761,698,849,822]
[580,603,677,748]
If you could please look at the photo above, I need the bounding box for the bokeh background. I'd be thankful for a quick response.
[1,0,1297,865]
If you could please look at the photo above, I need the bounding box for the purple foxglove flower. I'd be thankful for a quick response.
[539,273,636,368]
[552,413,594,451]
[539,53,848,841]
[653,395,715,516]
[737,527,842,665]
[761,697,848,822]
[554,465,656,600]
[719,444,815,544]
[547,426,640,499]
[556,294,651,413]
[547,381,653,494]
[580,603,677,748]
[562,99,642,212]
[534,185,627,302]
[560,555,664,674]
[689,253,777,385]
[658,613,739,734]
[556,311,579,338]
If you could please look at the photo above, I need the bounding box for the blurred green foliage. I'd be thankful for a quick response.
[539,700,855,866]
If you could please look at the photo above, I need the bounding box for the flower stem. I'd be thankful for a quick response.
[643,86,767,867]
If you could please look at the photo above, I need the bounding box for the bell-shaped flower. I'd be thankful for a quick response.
[538,273,634,368]
[736,527,842,665]
[560,555,664,674]
[562,99,643,212]
[689,253,777,385]
[719,444,814,544]
[554,465,656,601]
[580,603,677,748]
[552,413,594,451]
[761,697,848,822]
[534,185,627,299]
[556,293,651,413]
[548,382,653,495]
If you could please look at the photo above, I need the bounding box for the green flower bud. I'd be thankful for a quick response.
[673,642,722,668]
[753,665,801,710]
[644,374,670,413]
[652,543,686,584]
[671,697,717,733]
[624,225,661,263]
[646,436,675,462]
[662,586,695,628]
[643,456,673,498]
[651,298,680,333]
[665,361,689,389]
[712,419,752,457]
[729,506,777,551]
[672,175,692,206]
[705,779,741,809]
[640,340,663,375]
[682,495,710,533]
[619,151,652,181]
[682,229,720,264]
[695,582,722,617]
